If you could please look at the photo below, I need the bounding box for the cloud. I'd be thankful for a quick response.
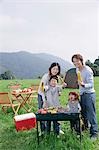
[0,15,28,31]
[0,0,98,62]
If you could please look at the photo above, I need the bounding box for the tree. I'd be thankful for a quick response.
[85,59,99,76]
[0,70,16,80]
[38,76,42,79]
[94,57,99,76]
[85,60,92,67]
[94,57,99,66]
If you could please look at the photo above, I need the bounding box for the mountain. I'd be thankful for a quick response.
[0,51,73,79]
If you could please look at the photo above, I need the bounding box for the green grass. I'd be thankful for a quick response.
[0,79,40,92]
[0,77,99,150]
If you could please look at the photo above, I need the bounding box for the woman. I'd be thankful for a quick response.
[38,62,64,136]
[71,54,98,140]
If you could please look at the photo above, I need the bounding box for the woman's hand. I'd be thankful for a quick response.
[63,82,67,87]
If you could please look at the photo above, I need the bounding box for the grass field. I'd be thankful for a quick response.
[0,77,99,150]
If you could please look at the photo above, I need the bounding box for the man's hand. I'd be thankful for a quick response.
[78,81,85,87]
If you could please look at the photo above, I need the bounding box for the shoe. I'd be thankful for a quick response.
[90,134,98,141]
[57,135,60,138]
[39,131,44,137]
[59,130,64,135]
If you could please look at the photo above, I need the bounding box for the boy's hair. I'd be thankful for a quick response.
[71,54,84,65]
[49,75,58,82]
[69,92,79,101]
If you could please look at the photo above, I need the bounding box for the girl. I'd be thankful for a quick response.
[66,92,81,113]
[66,92,81,133]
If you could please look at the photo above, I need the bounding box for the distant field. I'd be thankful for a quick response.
[0,77,99,150]
[0,79,40,92]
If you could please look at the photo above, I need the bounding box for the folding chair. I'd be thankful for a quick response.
[27,85,39,106]
[30,84,39,98]
[8,84,21,91]
[0,92,20,115]
[8,84,22,102]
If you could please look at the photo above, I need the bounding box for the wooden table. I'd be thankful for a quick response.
[36,112,82,144]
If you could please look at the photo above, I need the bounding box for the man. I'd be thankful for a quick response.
[71,54,98,140]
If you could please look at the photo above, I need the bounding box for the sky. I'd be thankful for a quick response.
[0,0,99,63]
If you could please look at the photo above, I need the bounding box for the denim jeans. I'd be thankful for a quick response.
[80,92,98,135]
[46,121,60,135]
[38,94,46,132]
[38,94,61,133]
[70,120,80,134]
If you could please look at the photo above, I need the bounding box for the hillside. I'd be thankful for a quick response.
[0,51,73,79]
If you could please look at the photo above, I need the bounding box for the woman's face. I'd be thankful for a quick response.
[72,58,83,68]
[51,66,59,75]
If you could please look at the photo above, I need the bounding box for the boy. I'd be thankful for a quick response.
[43,75,66,136]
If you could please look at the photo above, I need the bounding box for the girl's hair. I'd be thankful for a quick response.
[69,92,79,101]
[49,75,58,82]
[71,54,84,65]
[49,62,61,75]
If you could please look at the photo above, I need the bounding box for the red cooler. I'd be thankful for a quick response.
[14,113,36,131]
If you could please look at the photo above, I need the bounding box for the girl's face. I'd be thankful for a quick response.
[50,78,57,87]
[51,66,59,75]
[69,94,75,102]
[72,58,83,69]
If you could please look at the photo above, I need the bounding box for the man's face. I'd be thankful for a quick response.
[72,58,83,68]
[50,78,57,87]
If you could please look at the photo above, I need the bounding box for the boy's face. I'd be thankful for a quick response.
[69,94,75,101]
[50,78,57,87]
